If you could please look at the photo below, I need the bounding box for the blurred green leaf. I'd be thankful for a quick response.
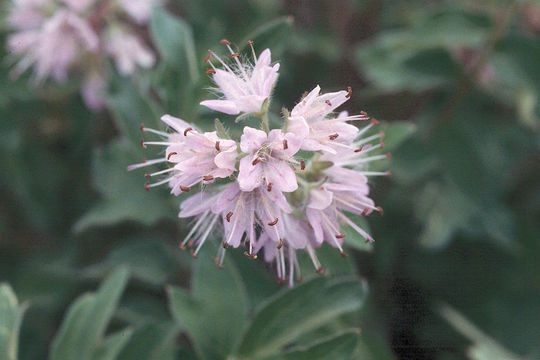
[74,138,174,232]
[380,122,416,152]
[118,322,179,360]
[168,246,248,360]
[84,241,178,286]
[439,305,524,360]
[266,330,360,360]
[150,8,199,83]
[0,284,26,360]
[234,277,368,359]
[92,330,134,360]
[49,267,130,360]
[240,16,294,56]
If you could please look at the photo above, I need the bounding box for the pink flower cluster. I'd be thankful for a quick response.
[130,40,389,287]
[6,0,162,109]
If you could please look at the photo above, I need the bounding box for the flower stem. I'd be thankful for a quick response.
[261,111,270,133]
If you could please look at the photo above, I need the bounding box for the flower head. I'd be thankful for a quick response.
[8,9,99,83]
[200,40,280,115]
[131,41,393,287]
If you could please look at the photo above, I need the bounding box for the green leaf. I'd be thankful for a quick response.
[234,276,368,359]
[267,330,360,360]
[73,138,174,232]
[150,7,199,83]
[380,122,416,152]
[92,330,133,360]
[439,305,524,360]
[168,247,248,360]
[108,77,162,145]
[0,284,27,360]
[49,267,130,360]
[240,16,294,56]
[117,322,180,360]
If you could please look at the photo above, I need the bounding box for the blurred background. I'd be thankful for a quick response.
[1,0,539,359]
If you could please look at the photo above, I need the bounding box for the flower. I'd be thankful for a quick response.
[200,40,280,115]
[8,9,99,83]
[6,0,162,110]
[81,71,107,110]
[131,41,393,286]
[288,85,369,154]
[238,127,301,194]
[118,0,163,24]
[128,115,237,195]
[105,27,156,76]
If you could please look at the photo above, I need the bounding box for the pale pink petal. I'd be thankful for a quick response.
[240,127,267,153]
[200,99,239,115]
[238,156,264,191]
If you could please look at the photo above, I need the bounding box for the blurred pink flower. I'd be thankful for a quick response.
[105,28,156,76]
[81,71,107,110]
[238,127,301,194]
[8,9,99,83]
[118,0,163,24]
[201,41,280,115]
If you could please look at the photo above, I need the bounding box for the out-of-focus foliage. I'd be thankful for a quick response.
[0,0,539,359]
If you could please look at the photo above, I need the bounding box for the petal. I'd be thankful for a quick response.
[287,116,310,141]
[214,145,237,171]
[306,208,325,244]
[213,182,241,213]
[213,69,249,100]
[308,187,334,210]
[161,114,192,133]
[238,156,264,191]
[240,127,267,153]
[264,158,298,193]
[200,99,239,115]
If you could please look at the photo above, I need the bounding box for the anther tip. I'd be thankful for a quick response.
[179,243,186,250]
[340,251,348,258]
[376,206,384,216]
[220,38,231,45]
[140,123,145,132]
[190,249,198,259]
[370,118,380,125]
[222,241,229,249]
[144,181,150,191]
[386,152,392,158]
[386,171,391,176]
[140,137,147,149]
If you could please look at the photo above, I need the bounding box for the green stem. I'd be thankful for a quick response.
[261,111,270,133]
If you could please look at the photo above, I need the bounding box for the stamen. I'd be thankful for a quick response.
[145,174,151,178]
[340,251,348,257]
[354,146,363,153]
[268,218,279,226]
[336,233,346,239]
[167,152,177,160]
[370,118,380,125]
[215,141,220,151]
[140,123,145,131]
[329,133,339,140]
[226,211,233,222]
[386,153,392,158]
[203,175,214,181]
[337,210,374,243]
[361,111,368,117]
[277,238,283,249]
[231,53,240,58]
[193,215,219,255]
[325,100,332,106]
[222,241,229,249]
[180,186,191,192]
[204,54,211,63]
[244,251,257,259]
[315,267,325,274]
[346,86,352,98]
[248,40,257,61]
[300,160,306,170]
[140,137,147,148]
[283,139,288,150]
[376,206,384,216]
[267,183,273,192]
[220,39,231,45]
[206,68,216,74]
[190,249,198,258]
[183,127,193,136]
[252,158,260,166]
[144,181,149,191]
